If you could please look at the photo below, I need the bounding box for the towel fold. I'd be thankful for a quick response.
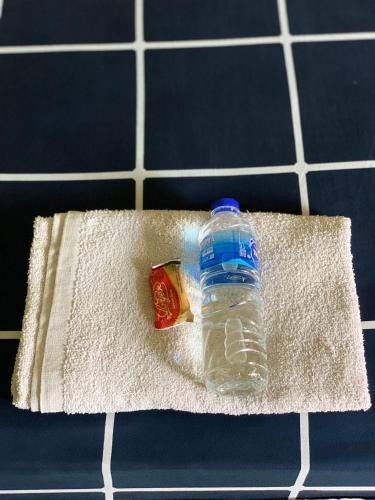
[12,210,370,414]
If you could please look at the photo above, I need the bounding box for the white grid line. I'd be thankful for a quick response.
[293,32,375,43]
[2,486,375,495]
[306,159,375,172]
[114,487,291,493]
[102,413,115,500]
[0,331,21,339]
[278,1,304,165]
[362,321,375,330]
[0,489,104,495]
[144,36,281,49]
[289,413,310,500]
[2,31,375,55]
[0,161,374,182]
[301,486,375,491]
[0,43,135,54]
[277,0,309,216]
[277,2,311,498]
[0,171,138,181]
[297,167,310,215]
[134,0,145,210]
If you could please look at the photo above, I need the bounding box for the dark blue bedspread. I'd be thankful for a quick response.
[0,1,374,499]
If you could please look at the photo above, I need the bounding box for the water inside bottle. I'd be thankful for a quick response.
[202,284,267,395]
[199,198,268,395]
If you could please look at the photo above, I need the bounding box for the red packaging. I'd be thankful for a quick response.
[150,260,194,330]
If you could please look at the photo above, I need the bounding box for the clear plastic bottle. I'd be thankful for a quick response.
[199,198,268,395]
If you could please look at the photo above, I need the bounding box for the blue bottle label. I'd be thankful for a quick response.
[200,231,259,272]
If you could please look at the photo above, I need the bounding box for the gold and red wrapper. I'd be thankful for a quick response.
[150,260,194,330]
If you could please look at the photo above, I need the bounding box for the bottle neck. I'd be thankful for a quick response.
[211,207,240,216]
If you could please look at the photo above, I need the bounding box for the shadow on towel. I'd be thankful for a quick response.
[131,220,204,387]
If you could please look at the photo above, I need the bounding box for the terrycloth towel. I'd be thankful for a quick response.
[12,210,370,414]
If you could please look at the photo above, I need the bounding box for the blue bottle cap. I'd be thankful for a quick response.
[211,198,240,212]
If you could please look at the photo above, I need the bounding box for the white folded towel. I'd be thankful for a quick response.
[12,210,370,414]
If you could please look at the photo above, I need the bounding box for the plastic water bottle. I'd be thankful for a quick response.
[199,198,268,395]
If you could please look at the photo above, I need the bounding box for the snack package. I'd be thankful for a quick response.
[150,259,194,330]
